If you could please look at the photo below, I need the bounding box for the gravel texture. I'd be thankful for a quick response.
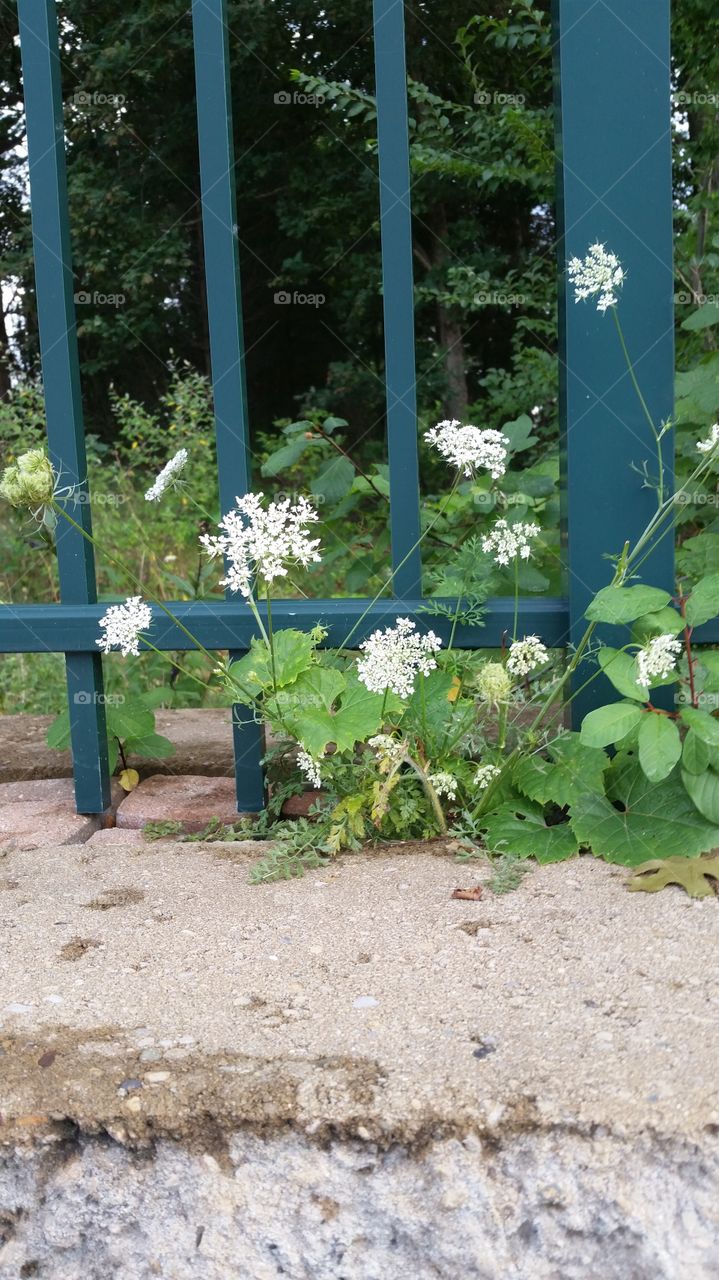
[0,840,717,1277]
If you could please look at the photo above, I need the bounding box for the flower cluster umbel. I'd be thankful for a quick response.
[97,596,152,657]
[357,617,442,700]
[482,518,540,567]
[636,634,682,687]
[567,243,625,313]
[425,420,509,480]
[202,493,321,596]
[507,635,549,677]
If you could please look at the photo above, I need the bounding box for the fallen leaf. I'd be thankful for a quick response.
[626,855,719,899]
[447,676,462,703]
[118,768,140,792]
[451,886,483,901]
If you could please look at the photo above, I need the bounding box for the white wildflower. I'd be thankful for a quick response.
[474,763,501,789]
[368,735,406,768]
[507,635,549,677]
[635,634,682,687]
[481,518,540,567]
[697,423,719,455]
[357,617,442,699]
[96,595,152,657]
[429,771,457,801]
[201,492,321,596]
[567,242,624,312]
[476,662,512,706]
[144,448,188,501]
[425,420,509,480]
[297,747,323,789]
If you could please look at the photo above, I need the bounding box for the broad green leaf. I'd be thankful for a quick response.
[229,630,314,702]
[501,413,537,454]
[685,575,719,628]
[125,732,176,760]
[570,758,719,865]
[631,607,684,642]
[260,436,311,477]
[597,646,647,701]
[405,668,457,735]
[276,666,346,713]
[311,454,355,504]
[696,651,719,692]
[681,767,719,824]
[683,729,710,775]
[638,713,681,782]
[679,706,719,747]
[627,855,719,899]
[681,302,719,331]
[585,585,671,625]
[513,732,607,809]
[580,702,644,748]
[286,672,392,757]
[107,737,119,775]
[106,701,154,741]
[46,709,71,751]
[483,800,579,863]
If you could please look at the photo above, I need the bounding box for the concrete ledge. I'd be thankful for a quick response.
[0,842,717,1276]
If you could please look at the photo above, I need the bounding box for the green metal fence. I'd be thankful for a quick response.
[2,0,681,814]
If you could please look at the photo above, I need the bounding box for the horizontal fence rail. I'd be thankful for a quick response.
[3,0,675,813]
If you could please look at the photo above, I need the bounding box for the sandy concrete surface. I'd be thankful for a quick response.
[0,843,717,1278]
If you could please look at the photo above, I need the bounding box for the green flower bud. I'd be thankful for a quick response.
[477,661,512,706]
[0,449,56,511]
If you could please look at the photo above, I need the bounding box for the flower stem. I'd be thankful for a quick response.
[612,309,664,509]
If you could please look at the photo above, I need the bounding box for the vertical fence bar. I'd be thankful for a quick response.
[372,0,423,600]
[554,0,674,725]
[192,0,264,811]
[18,0,110,813]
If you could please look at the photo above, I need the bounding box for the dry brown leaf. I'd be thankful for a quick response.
[451,886,483,901]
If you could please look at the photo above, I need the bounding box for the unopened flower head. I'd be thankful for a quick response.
[507,635,549,677]
[474,763,501,789]
[567,243,624,312]
[428,771,457,802]
[144,447,188,501]
[357,617,442,700]
[635,634,682,687]
[425,420,509,480]
[697,423,719,455]
[201,492,321,596]
[97,595,152,657]
[481,518,540,567]
[0,449,56,512]
[476,661,512,706]
[297,747,323,789]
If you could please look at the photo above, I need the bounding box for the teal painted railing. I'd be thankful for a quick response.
[3,0,678,814]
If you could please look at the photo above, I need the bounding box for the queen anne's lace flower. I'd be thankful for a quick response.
[428,771,457,801]
[201,492,321,596]
[144,448,188,501]
[507,635,549,677]
[297,747,323,789]
[697,423,719,455]
[635,634,682,687]
[425,420,509,479]
[481,518,540,567]
[474,763,501,789]
[97,596,152,657]
[357,617,442,699]
[368,735,406,769]
[567,243,624,312]
[476,662,512,706]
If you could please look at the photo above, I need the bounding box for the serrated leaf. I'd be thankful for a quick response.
[679,706,719,747]
[580,702,644,748]
[513,732,607,808]
[118,768,140,792]
[229,630,315,702]
[483,800,579,863]
[683,729,710,774]
[570,758,719,865]
[597,646,647,701]
[585,585,671,625]
[638,713,681,782]
[681,766,719,823]
[627,856,719,898]
[685,575,719,628]
[285,671,392,757]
